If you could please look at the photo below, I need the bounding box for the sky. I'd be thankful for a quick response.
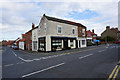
[0,0,119,41]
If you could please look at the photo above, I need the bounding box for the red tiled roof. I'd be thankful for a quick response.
[86,30,97,36]
[19,38,25,42]
[8,41,14,43]
[22,34,26,38]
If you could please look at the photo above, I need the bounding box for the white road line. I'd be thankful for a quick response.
[4,64,14,67]
[16,62,24,64]
[79,54,93,59]
[18,57,33,62]
[12,51,17,57]
[98,49,106,52]
[22,62,65,78]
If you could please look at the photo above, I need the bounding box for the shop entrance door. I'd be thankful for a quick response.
[63,39,68,49]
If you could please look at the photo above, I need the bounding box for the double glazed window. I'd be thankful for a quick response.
[57,26,62,34]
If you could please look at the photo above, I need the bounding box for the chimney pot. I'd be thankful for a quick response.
[32,23,35,29]
[92,29,94,33]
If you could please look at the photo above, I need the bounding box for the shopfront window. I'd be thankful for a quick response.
[39,38,45,51]
[52,39,62,50]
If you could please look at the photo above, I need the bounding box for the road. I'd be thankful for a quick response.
[2,44,120,79]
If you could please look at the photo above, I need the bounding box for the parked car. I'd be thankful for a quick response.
[115,40,120,44]
[13,46,19,50]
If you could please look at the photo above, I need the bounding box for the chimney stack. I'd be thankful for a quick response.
[106,26,110,30]
[115,28,118,30]
[92,29,94,33]
[32,23,35,29]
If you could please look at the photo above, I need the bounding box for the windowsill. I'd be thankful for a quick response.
[57,33,62,34]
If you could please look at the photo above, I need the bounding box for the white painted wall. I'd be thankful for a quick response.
[19,42,24,50]
[32,27,38,51]
[46,35,51,51]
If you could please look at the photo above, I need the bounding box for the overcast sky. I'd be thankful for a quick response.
[0,0,119,41]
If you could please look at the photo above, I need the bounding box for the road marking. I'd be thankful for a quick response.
[18,57,33,62]
[98,49,106,53]
[112,66,120,80]
[12,51,17,57]
[22,62,65,78]
[79,54,93,59]
[10,45,104,63]
[4,64,14,67]
[107,65,118,80]
[0,66,2,67]
[16,62,24,64]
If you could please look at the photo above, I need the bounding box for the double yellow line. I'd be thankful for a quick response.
[108,63,120,80]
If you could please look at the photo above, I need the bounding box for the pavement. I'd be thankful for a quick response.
[1,44,120,79]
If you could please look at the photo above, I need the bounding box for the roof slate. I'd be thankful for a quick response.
[44,14,86,28]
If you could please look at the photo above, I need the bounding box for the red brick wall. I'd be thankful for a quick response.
[25,30,32,51]
[78,26,86,38]
[2,40,8,46]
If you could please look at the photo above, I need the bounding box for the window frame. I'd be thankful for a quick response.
[44,23,47,32]
[82,40,85,45]
[72,28,75,35]
[57,25,62,34]
[82,29,85,36]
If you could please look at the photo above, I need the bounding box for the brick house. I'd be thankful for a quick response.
[77,23,87,48]
[117,31,120,41]
[24,23,34,51]
[7,40,14,46]
[2,40,8,46]
[101,26,120,41]
[86,29,97,42]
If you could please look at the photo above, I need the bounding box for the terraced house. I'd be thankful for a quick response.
[35,14,87,52]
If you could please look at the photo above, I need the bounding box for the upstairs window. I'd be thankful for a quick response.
[82,29,85,36]
[38,26,40,33]
[57,26,62,34]
[72,28,75,34]
[34,33,36,40]
[44,23,47,32]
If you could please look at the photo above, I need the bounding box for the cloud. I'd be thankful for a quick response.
[0,0,119,41]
